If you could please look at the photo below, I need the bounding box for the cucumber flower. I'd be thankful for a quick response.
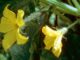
[0,5,28,51]
[42,25,67,57]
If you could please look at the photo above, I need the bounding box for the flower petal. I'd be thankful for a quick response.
[44,36,56,50]
[52,34,63,57]
[52,47,61,57]
[3,5,16,24]
[42,26,58,37]
[0,17,16,33]
[16,10,24,27]
[2,29,17,51]
[16,29,28,45]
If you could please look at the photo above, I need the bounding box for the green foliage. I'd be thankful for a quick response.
[0,54,7,60]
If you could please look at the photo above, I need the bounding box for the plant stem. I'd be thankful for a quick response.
[72,0,80,11]
[67,0,73,6]
[46,0,80,16]
[67,19,79,29]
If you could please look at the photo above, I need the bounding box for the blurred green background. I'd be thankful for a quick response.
[0,0,80,60]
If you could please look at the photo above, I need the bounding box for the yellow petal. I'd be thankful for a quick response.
[52,47,62,57]
[0,17,16,33]
[42,26,58,37]
[16,10,24,27]
[52,34,63,57]
[2,29,17,51]
[16,29,28,45]
[3,5,16,24]
[42,26,67,57]
[44,36,56,50]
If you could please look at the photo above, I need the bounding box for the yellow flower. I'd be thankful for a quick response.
[42,25,67,57]
[0,5,28,51]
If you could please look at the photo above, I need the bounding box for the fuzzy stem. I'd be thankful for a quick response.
[24,6,49,22]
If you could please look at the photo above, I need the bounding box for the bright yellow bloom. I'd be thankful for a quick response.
[0,5,28,51]
[42,25,67,57]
